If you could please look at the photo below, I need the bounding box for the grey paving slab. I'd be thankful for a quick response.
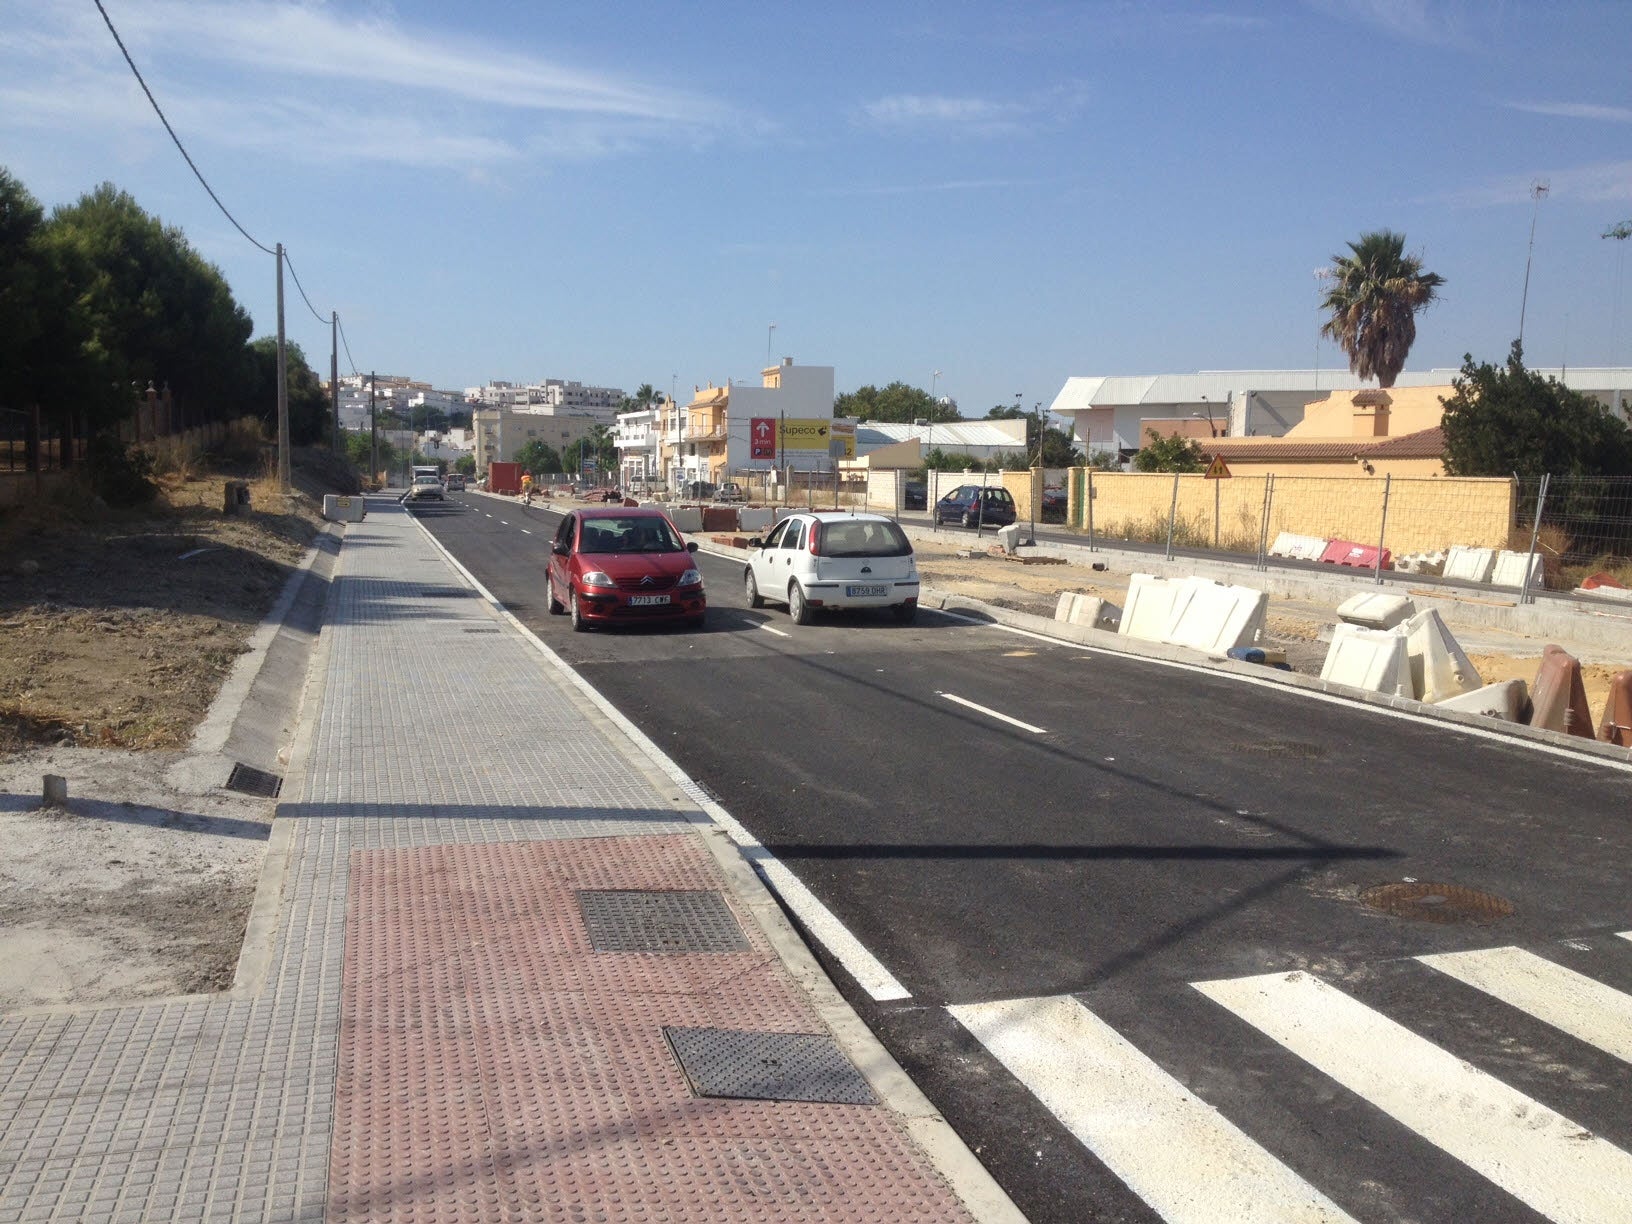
[0,499,696,1222]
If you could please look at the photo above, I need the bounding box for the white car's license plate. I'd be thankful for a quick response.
[845,584,888,598]
[628,593,671,606]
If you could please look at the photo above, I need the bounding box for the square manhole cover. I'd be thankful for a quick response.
[576,890,749,954]
[663,1027,876,1105]
[225,763,282,798]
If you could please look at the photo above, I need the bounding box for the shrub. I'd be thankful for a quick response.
[85,435,156,506]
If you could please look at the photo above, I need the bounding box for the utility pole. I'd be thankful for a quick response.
[369,372,377,487]
[275,244,290,492]
[1605,219,1632,420]
[1518,180,1549,347]
[329,312,339,454]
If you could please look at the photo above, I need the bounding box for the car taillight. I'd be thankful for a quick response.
[808,522,822,555]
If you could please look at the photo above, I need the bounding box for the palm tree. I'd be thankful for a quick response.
[1319,230,1444,387]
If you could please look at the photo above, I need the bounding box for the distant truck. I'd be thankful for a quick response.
[412,464,440,483]
[488,461,523,496]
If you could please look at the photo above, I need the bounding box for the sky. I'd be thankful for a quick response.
[3,1,1630,418]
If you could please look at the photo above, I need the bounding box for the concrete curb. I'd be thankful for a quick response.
[229,521,350,997]
[410,511,1027,1223]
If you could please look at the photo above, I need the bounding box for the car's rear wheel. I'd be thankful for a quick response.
[892,602,917,624]
[745,568,764,608]
[789,581,812,625]
[570,591,588,632]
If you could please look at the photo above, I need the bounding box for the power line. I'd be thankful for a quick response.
[282,251,331,326]
[93,0,275,257]
[336,317,359,377]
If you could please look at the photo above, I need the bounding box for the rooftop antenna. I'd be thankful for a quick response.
[1518,179,1549,347]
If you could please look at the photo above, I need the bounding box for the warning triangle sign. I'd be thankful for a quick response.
[1203,454,1232,480]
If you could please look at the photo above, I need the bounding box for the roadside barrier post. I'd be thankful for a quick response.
[1374,474,1392,585]
[1164,472,1180,561]
[1086,468,1097,552]
[1256,474,1274,571]
[1520,473,1550,605]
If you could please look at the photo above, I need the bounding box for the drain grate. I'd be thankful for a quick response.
[664,1027,876,1104]
[577,890,749,953]
[1360,881,1514,925]
[225,762,283,798]
[420,587,473,598]
[462,626,500,634]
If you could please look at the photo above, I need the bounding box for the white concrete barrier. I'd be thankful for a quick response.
[1269,532,1329,561]
[1320,623,1413,697]
[738,508,775,532]
[1162,581,1267,654]
[1442,545,1496,584]
[996,523,1021,555]
[1402,608,1481,703]
[1120,574,1180,641]
[1490,549,1543,589]
[1054,592,1122,632]
[1336,592,1415,630]
[1434,679,1529,721]
[669,506,704,533]
[322,494,366,522]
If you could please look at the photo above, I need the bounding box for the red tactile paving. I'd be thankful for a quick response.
[330,834,974,1222]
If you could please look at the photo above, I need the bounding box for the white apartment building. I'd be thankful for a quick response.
[465,378,627,423]
[661,360,837,490]
[612,409,662,488]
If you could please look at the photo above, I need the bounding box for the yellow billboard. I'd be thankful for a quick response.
[776,418,855,458]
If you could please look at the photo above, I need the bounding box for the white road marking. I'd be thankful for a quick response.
[760,624,791,638]
[938,691,1047,734]
[949,994,1355,1223]
[1419,946,1632,1064]
[410,516,911,1003]
[520,529,532,535]
[927,605,1632,774]
[499,520,509,526]
[1195,970,1632,1224]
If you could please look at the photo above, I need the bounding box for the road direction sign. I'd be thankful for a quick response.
[751,417,775,459]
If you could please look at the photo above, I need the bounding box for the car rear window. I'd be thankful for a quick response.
[819,520,912,557]
[578,516,683,552]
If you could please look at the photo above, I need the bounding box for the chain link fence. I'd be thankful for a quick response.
[1063,469,1632,602]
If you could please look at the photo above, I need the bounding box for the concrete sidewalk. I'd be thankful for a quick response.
[0,496,1016,1223]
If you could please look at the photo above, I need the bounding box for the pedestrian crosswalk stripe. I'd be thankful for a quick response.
[1419,945,1632,1064]
[948,994,1357,1223]
[1195,971,1632,1224]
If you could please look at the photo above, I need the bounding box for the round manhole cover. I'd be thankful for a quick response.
[1360,882,1514,925]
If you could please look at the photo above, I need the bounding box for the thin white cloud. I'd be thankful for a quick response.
[1305,0,1470,48]
[824,177,1055,197]
[1506,101,1632,124]
[856,83,1089,138]
[0,2,743,171]
[1425,160,1632,207]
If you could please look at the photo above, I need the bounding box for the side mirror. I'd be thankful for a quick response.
[551,542,568,556]
[746,537,763,549]
[686,541,698,553]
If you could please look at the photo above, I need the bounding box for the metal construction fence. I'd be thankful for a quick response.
[1062,469,1632,601]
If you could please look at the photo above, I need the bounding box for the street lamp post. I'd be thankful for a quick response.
[1519,180,1549,347]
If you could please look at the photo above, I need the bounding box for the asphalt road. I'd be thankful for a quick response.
[416,493,1632,1224]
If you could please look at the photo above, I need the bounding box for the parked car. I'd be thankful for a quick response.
[404,474,444,502]
[1041,486,1066,521]
[934,484,1016,527]
[902,480,927,510]
[445,473,467,492]
[743,511,919,625]
[547,507,705,631]
[679,480,717,501]
[714,481,745,503]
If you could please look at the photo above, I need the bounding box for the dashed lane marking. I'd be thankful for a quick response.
[760,624,792,638]
[937,691,1047,735]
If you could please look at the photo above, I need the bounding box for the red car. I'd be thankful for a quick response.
[546,507,706,631]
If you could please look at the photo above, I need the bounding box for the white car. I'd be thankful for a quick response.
[743,511,920,624]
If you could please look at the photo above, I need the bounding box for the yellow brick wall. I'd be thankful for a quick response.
[1067,471,1515,555]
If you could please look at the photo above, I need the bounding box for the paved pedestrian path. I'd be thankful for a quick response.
[0,497,1001,1222]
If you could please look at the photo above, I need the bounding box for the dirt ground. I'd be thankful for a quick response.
[0,462,328,1013]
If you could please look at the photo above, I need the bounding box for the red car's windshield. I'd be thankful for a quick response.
[577,516,684,553]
